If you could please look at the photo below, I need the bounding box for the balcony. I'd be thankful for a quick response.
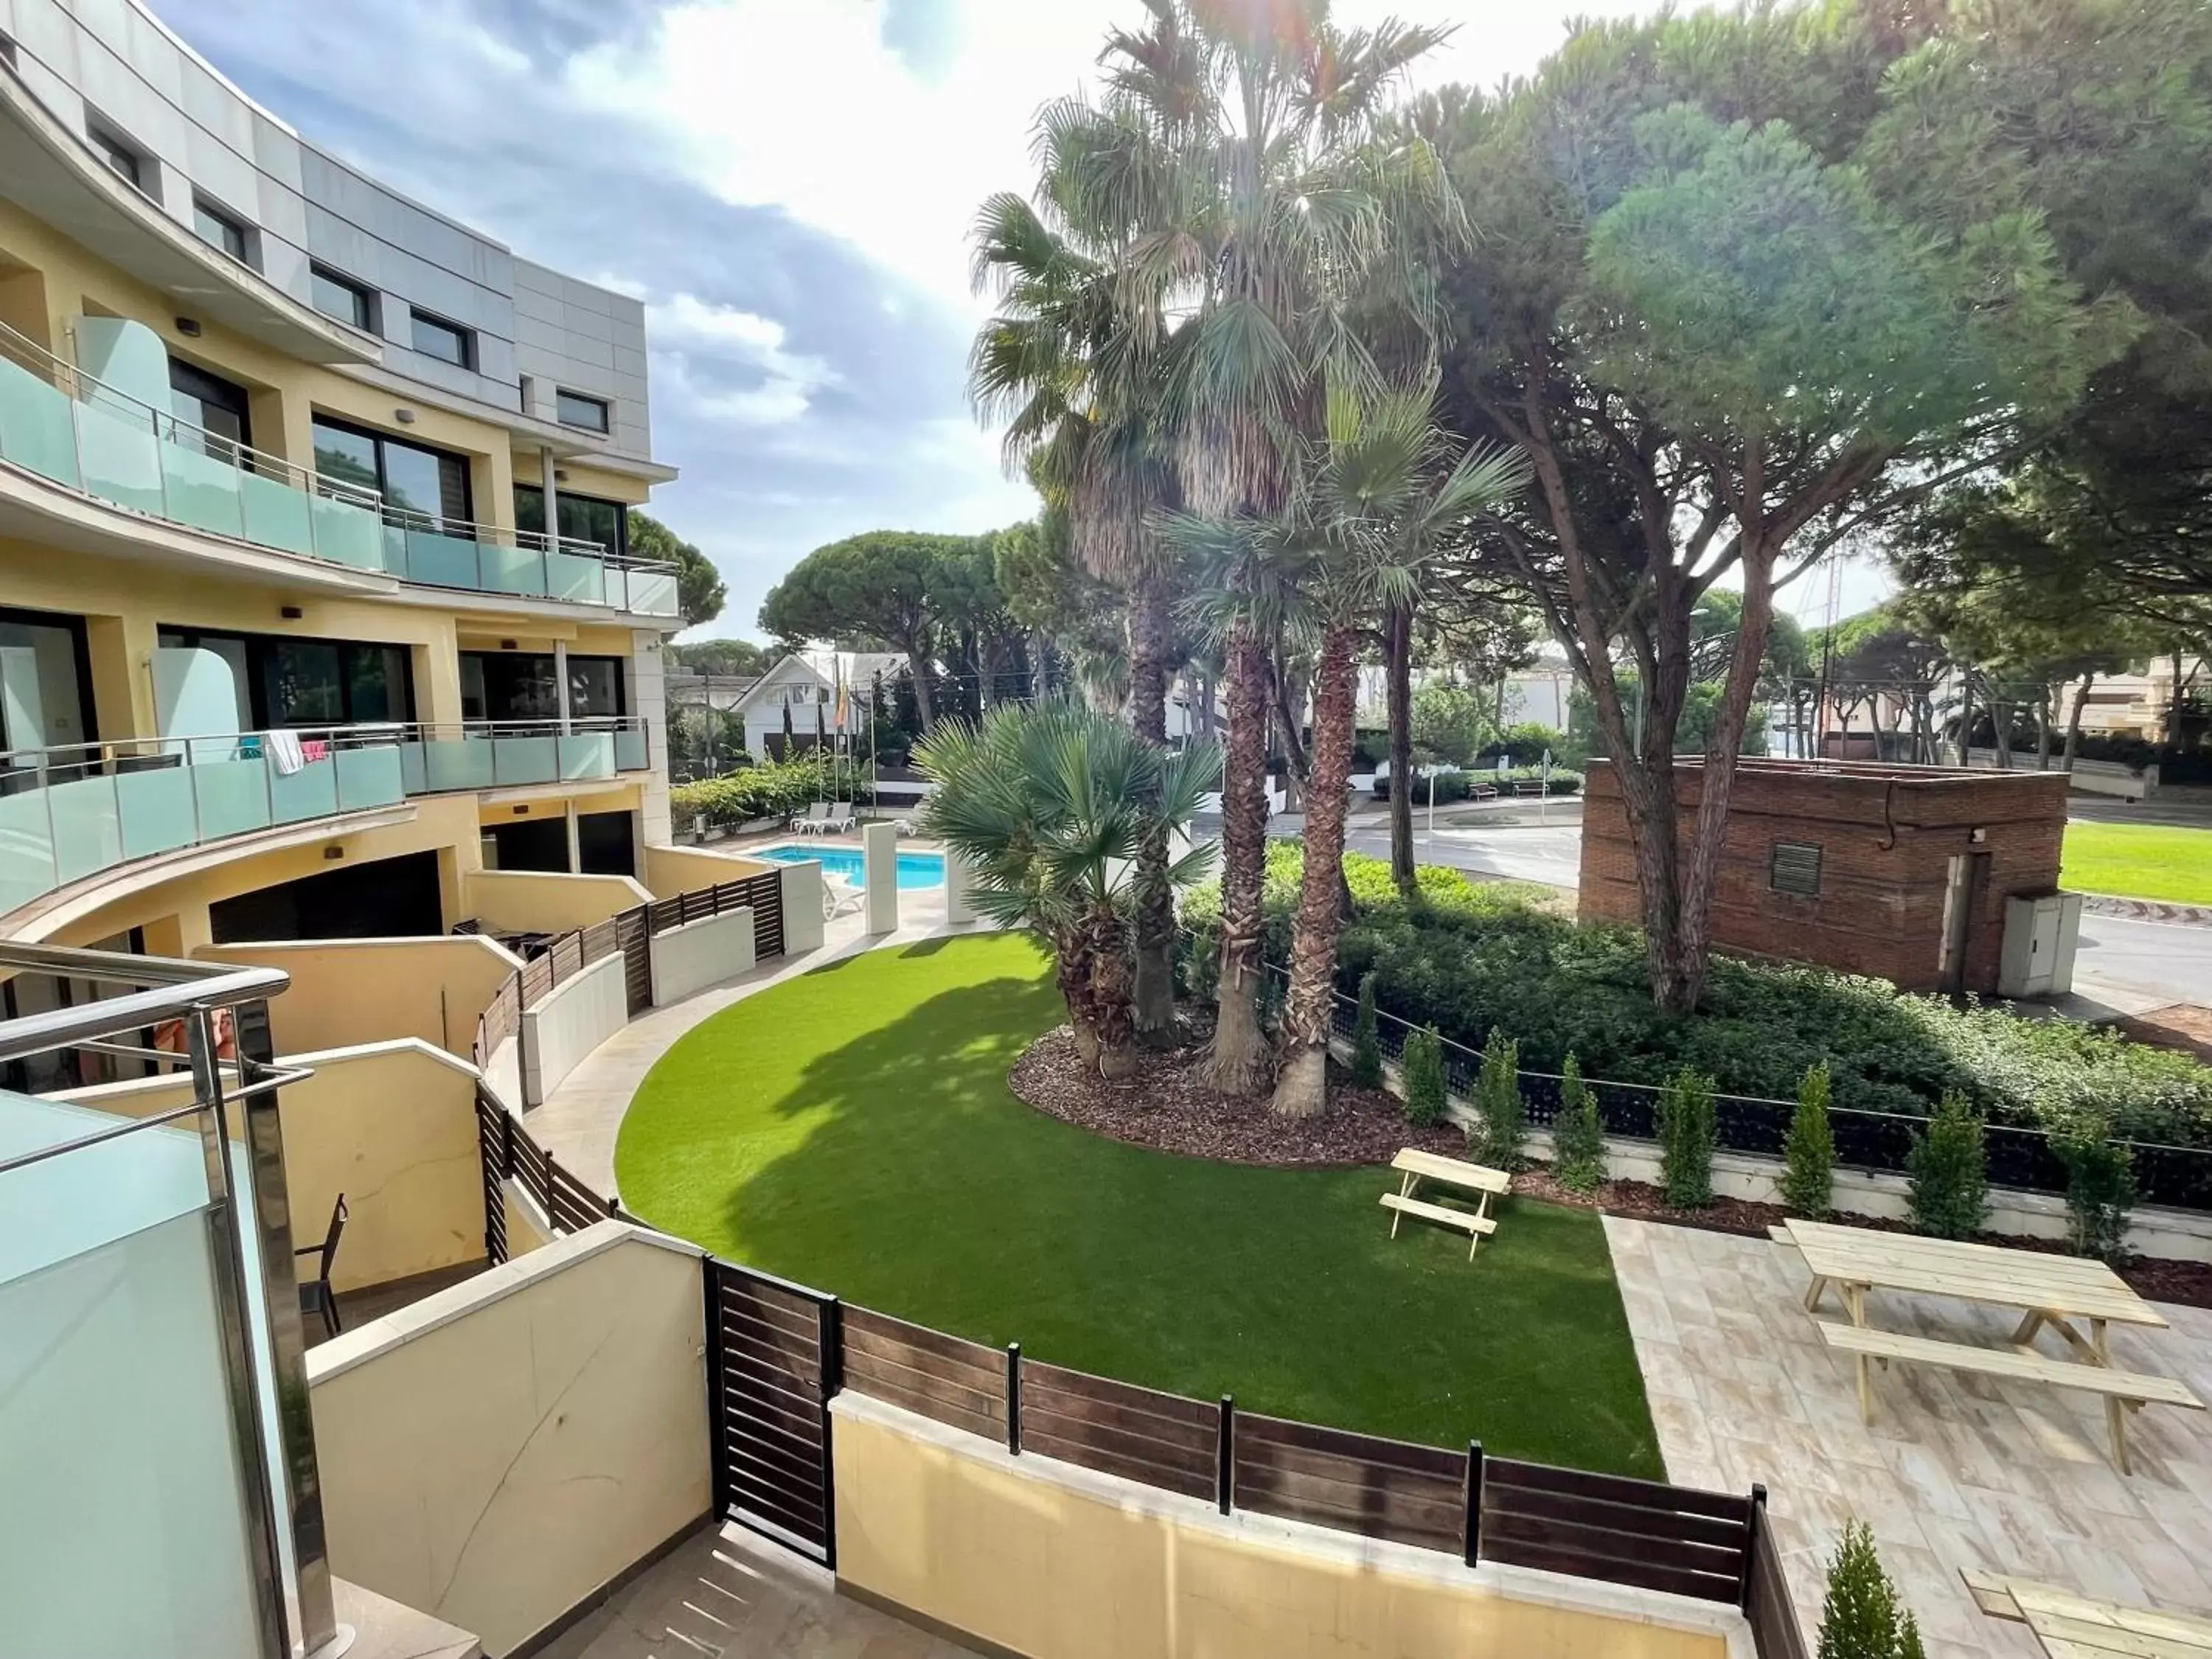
[0,717,651,919]
[0,319,679,616]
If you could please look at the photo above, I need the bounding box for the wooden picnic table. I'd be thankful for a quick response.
[1964,1569,2212,1658]
[1380,1148,1509,1259]
[1777,1219,2199,1472]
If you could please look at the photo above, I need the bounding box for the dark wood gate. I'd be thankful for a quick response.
[615,906,653,1015]
[704,1256,840,1566]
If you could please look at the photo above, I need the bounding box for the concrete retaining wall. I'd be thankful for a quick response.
[521,951,627,1105]
[779,860,826,953]
[649,907,754,1005]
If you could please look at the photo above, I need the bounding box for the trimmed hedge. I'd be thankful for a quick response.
[672,755,829,827]
[1179,845,2212,1149]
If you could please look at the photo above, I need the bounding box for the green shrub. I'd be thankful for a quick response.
[1349,973,1384,1088]
[1782,1062,1836,1218]
[1658,1068,1717,1208]
[1907,1091,1989,1240]
[1475,1031,1527,1169]
[2056,1122,2138,1263]
[1550,1054,1607,1192]
[670,754,828,827]
[1818,1520,1923,1659]
[1173,846,2212,1153]
[1402,1028,1447,1127]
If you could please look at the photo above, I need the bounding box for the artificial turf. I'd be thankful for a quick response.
[2062,820,2212,905]
[614,931,1662,1478]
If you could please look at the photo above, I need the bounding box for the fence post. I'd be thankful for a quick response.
[1217,1394,1235,1515]
[818,1295,843,1574]
[1463,1440,1485,1568]
[702,1259,729,1520]
[1006,1343,1023,1455]
[1739,1484,1766,1614]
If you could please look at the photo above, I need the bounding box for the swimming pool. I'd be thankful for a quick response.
[756,843,946,889]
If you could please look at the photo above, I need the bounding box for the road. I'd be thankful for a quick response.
[1310,806,2211,1011]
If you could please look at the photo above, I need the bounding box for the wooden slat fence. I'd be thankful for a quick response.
[1480,1456,1752,1605]
[1234,1411,1466,1555]
[1743,1494,1804,1659]
[840,1305,1006,1444]
[706,1257,839,1566]
[1018,1360,1219,1503]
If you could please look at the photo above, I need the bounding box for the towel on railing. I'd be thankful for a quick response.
[264,728,307,775]
[299,740,328,764]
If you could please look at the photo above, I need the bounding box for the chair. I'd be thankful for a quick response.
[790,802,828,835]
[821,802,857,837]
[295,1194,348,1339]
[822,875,866,922]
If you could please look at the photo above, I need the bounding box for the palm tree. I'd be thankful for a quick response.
[1264,386,1528,1118]
[916,702,1218,1079]
[1040,0,1458,1094]
[969,190,1189,1041]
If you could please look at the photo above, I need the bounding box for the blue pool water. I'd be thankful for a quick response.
[757,844,946,889]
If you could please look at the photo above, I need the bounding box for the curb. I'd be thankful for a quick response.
[2079,894,2212,928]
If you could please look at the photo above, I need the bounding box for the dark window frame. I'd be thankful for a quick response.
[554,388,611,433]
[86,116,153,200]
[309,263,377,332]
[408,307,473,369]
[512,482,627,557]
[0,604,100,752]
[311,411,474,529]
[156,624,417,731]
[459,649,627,723]
[191,195,252,265]
[168,355,254,454]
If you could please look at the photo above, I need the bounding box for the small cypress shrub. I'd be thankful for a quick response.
[1657,1068,1717,1209]
[1474,1029,1526,1170]
[1402,1027,1447,1127]
[1781,1061,1835,1218]
[1550,1053,1607,1193]
[1907,1091,1989,1240]
[1349,973,1384,1088]
[1818,1519,1921,1659]
[2056,1121,2138,1264]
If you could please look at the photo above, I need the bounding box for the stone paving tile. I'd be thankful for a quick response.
[1604,1214,2212,1658]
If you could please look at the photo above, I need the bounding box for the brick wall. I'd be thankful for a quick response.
[1579,759,2067,993]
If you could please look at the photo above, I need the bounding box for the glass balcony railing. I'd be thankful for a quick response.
[0,717,652,919]
[0,320,681,616]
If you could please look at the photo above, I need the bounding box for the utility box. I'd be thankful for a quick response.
[1998,891,2084,998]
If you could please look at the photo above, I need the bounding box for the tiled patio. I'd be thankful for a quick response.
[532,1522,981,1659]
[1604,1215,2212,1656]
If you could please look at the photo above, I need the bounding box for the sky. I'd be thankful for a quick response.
[164,0,1889,641]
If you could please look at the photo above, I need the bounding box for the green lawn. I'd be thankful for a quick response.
[614,933,1660,1478]
[2063,820,2212,905]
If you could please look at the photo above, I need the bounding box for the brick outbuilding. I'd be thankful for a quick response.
[1578,759,2070,995]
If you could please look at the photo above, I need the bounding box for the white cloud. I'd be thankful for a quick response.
[645,291,840,426]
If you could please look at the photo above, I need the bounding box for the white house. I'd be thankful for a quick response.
[727,650,908,758]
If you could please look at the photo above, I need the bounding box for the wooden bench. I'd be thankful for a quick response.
[1382,1149,1511,1259]
[1961,1568,2212,1657]
[1818,1321,2204,1473]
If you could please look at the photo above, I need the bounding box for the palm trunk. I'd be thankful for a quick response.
[1127,571,1177,1041]
[1088,903,1138,1079]
[2062,675,2093,772]
[1207,625,1273,1095]
[1273,625,1357,1119]
[1385,600,1415,897]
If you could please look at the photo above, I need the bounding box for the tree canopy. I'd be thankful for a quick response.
[629,511,725,630]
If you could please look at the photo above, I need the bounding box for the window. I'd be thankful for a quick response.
[156,627,415,729]
[311,415,472,532]
[191,196,250,265]
[167,357,251,456]
[1770,841,1823,898]
[513,484,625,555]
[554,389,610,433]
[408,307,473,368]
[310,265,375,332]
[88,120,152,198]
[0,31,18,69]
[460,651,625,723]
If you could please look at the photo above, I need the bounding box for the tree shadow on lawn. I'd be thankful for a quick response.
[638,936,1662,1476]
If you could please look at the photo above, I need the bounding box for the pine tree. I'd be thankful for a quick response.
[1551,1053,1607,1193]
[1475,1029,1526,1170]
[1818,1520,1921,1659]
[1349,972,1384,1088]
[1402,1028,1447,1127]
[1782,1061,1835,1217]
[1907,1091,1989,1240]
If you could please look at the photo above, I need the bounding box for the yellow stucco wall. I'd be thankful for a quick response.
[192,933,522,1057]
[641,843,774,899]
[307,1225,709,1656]
[832,1397,1734,1659]
[56,1036,485,1290]
[463,868,651,932]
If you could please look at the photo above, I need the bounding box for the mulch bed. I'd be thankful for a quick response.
[1008,1024,2212,1310]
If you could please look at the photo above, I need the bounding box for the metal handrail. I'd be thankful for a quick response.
[0,942,289,1065]
[0,715,652,774]
[377,500,608,560]
[0,316,378,507]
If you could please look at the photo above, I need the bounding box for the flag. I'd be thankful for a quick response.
[834,655,850,731]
